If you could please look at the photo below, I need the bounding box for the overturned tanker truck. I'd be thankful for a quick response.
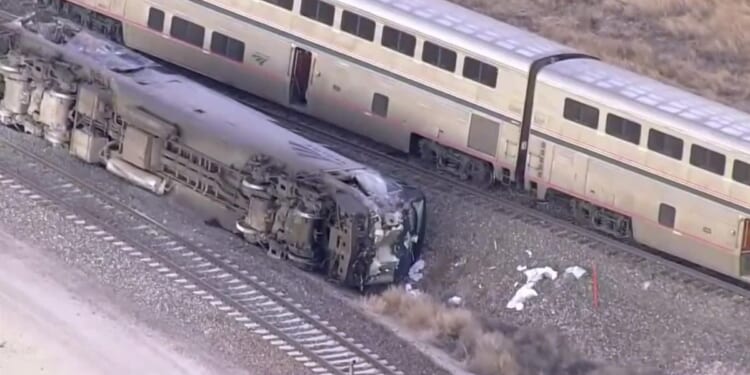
[0,12,426,290]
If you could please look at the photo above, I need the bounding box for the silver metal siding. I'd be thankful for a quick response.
[333,0,579,72]
[539,58,750,155]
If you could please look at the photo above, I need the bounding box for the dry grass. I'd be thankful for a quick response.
[363,287,656,375]
[450,0,750,111]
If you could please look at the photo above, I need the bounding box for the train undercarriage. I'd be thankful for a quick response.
[411,135,496,188]
[541,189,633,240]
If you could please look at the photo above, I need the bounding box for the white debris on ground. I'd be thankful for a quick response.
[506,266,558,311]
[404,283,421,295]
[447,296,462,306]
[564,266,587,279]
[408,259,425,282]
[506,265,590,311]
[525,250,533,257]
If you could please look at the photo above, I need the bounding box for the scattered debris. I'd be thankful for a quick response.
[506,266,558,311]
[493,239,498,252]
[447,296,462,307]
[507,285,539,311]
[642,281,651,290]
[408,259,425,282]
[525,250,533,257]
[516,265,527,271]
[564,266,587,279]
[405,283,420,295]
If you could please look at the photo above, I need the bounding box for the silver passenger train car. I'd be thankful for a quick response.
[37,0,750,283]
[0,13,426,289]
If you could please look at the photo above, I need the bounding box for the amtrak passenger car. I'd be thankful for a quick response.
[40,0,750,283]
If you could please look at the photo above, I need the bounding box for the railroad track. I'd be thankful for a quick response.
[0,131,404,375]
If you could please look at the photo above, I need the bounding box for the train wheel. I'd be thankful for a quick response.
[468,159,493,188]
[417,138,437,167]
[571,199,592,225]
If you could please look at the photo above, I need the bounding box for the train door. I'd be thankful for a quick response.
[740,218,750,276]
[289,47,313,106]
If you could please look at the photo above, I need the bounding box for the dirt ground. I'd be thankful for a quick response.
[0,229,244,375]
[449,0,750,111]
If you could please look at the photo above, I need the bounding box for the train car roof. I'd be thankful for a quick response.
[538,58,750,155]
[336,0,579,72]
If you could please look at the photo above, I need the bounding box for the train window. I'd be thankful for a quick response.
[341,11,375,41]
[733,160,750,186]
[381,26,416,57]
[690,144,726,175]
[563,98,599,129]
[300,0,335,26]
[372,93,389,117]
[647,129,683,160]
[261,0,294,10]
[170,16,205,48]
[658,203,676,228]
[463,57,498,88]
[421,41,457,72]
[147,8,164,31]
[210,32,245,62]
[605,114,641,145]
